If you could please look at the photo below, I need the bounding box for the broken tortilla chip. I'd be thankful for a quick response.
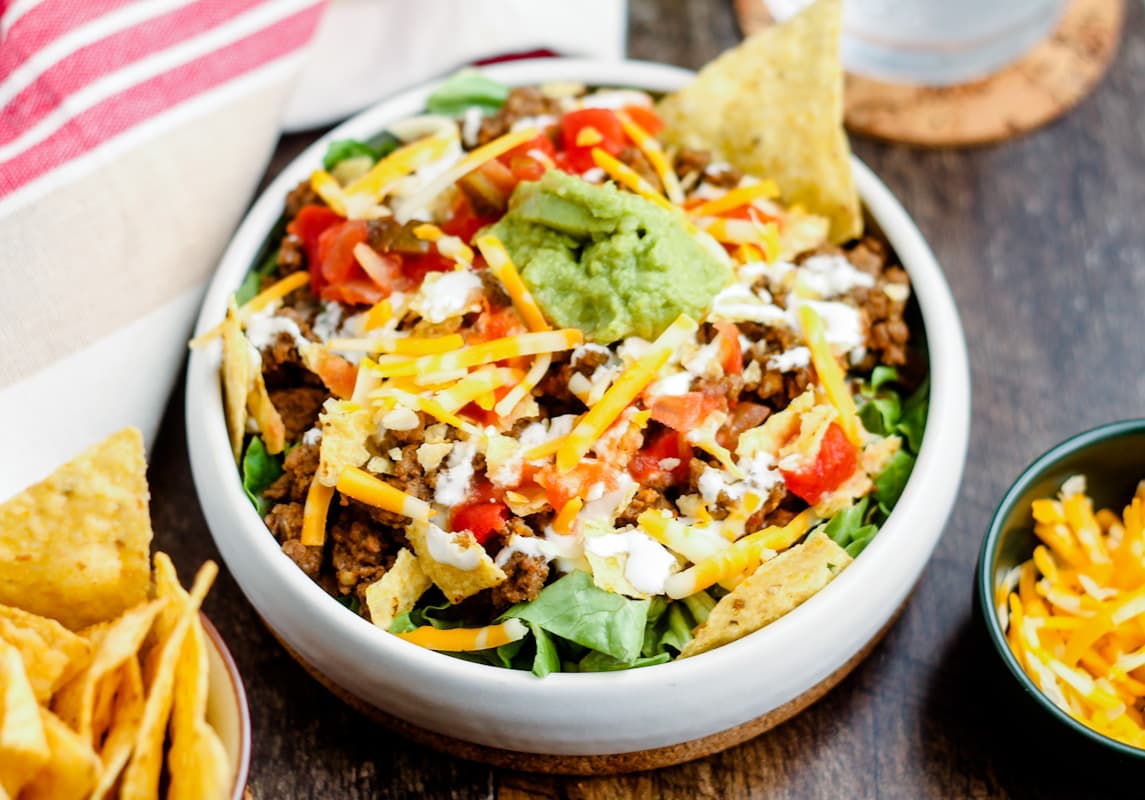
[0,427,153,631]
[0,640,49,796]
[221,301,252,463]
[0,606,90,704]
[19,708,100,800]
[168,615,230,800]
[681,531,852,657]
[656,0,862,243]
[407,521,506,605]
[120,560,217,800]
[89,658,144,800]
[365,548,432,631]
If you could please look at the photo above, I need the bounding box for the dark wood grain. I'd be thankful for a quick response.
[148,1,1145,797]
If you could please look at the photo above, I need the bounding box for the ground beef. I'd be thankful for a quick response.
[282,539,324,580]
[705,164,742,188]
[674,148,711,179]
[739,322,814,410]
[264,443,320,505]
[328,514,391,596]
[478,269,512,309]
[386,414,429,448]
[259,332,310,389]
[535,352,583,414]
[697,372,744,406]
[276,233,305,276]
[618,145,661,192]
[490,552,549,611]
[269,387,327,443]
[718,401,771,450]
[615,486,673,528]
[477,87,562,146]
[284,178,321,219]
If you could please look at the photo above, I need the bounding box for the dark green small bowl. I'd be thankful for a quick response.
[978,419,1145,759]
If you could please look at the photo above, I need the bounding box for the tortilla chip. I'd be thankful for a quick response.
[52,599,164,746]
[681,531,852,657]
[221,301,253,463]
[168,617,230,800]
[365,548,432,631]
[0,606,90,703]
[406,522,506,605]
[0,427,153,631]
[19,709,100,800]
[120,560,217,800]
[656,0,862,243]
[89,658,144,800]
[316,398,373,487]
[0,640,49,796]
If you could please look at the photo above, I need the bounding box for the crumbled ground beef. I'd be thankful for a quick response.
[535,352,584,415]
[739,322,814,410]
[259,332,311,389]
[264,443,320,505]
[615,486,673,528]
[490,552,549,611]
[618,145,661,192]
[265,501,304,542]
[277,233,305,276]
[282,539,324,580]
[477,87,563,146]
[269,386,327,443]
[704,164,742,188]
[718,401,771,450]
[674,148,711,179]
[284,178,322,219]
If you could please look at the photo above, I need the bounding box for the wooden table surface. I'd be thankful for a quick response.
[149,1,1145,797]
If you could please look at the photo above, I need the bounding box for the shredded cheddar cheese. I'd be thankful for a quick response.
[590,148,676,212]
[326,333,465,356]
[336,467,431,521]
[494,353,552,418]
[345,131,457,199]
[798,304,863,446]
[1003,477,1145,749]
[476,234,550,332]
[369,329,583,379]
[300,478,335,547]
[617,111,684,204]
[395,618,529,651]
[553,497,584,535]
[687,179,779,218]
[188,271,310,348]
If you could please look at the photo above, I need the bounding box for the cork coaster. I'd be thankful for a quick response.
[734,0,1125,147]
[266,600,906,775]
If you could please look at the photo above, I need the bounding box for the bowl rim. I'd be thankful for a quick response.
[199,612,253,796]
[977,417,1145,760]
[186,57,970,749]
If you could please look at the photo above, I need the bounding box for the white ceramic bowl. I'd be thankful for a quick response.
[187,59,971,758]
[201,613,251,797]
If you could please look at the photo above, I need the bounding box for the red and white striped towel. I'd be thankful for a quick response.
[0,0,325,497]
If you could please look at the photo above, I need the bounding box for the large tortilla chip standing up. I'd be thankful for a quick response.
[656,0,862,243]
[0,428,152,631]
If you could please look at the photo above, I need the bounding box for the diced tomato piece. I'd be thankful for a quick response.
[309,349,358,399]
[502,134,555,164]
[622,104,664,135]
[628,429,691,486]
[317,220,369,284]
[469,306,528,344]
[440,193,498,244]
[648,392,726,432]
[713,321,743,376]
[354,247,403,291]
[780,422,859,505]
[560,108,625,173]
[402,251,455,285]
[321,279,385,306]
[508,154,547,183]
[724,204,777,224]
[451,500,508,545]
[286,205,343,293]
[536,461,615,512]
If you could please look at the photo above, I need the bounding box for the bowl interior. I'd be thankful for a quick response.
[979,419,1145,758]
[201,614,252,797]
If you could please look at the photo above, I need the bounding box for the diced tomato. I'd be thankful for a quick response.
[451,500,508,545]
[628,429,691,486]
[402,251,455,284]
[713,321,743,376]
[780,422,859,505]
[724,204,777,224]
[440,193,498,244]
[502,134,556,164]
[648,392,726,433]
[458,158,518,213]
[560,108,625,172]
[354,248,403,290]
[321,279,386,306]
[536,461,616,513]
[286,205,343,293]
[622,104,664,136]
[316,219,368,284]
[469,306,528,344]
[507,154,547,183]
[309,349,358,399]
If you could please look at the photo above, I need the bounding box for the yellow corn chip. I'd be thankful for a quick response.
[19,709,100,800]
[406,521,506,604]
[52,599,164,746]
[221,301,252,463]
[365,548,432,631]
[656,0,862,243]
[0,605,90,703]
[168,617,230,800]
[120,560,218,800]
[0,640,49,796]
[90,658,144,800]
[0,427,153,631]
[316,398,373,487]
[681,531,852,657]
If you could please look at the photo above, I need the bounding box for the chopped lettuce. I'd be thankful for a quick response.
[873,450,915,513]
[502,571,649,663]
[322,133,401,171]
[426,70,511,116]
[241,436,283,515]
[235,246,280,305]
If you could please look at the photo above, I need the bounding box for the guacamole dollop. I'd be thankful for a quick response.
[486,171,732,343]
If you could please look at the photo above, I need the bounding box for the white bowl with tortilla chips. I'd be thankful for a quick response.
[186,51,970,766]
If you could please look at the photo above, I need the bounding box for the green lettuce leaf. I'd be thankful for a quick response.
[869,365,899,391]
[824,497,870,548]
[577,650,671,672]
[897,378,929,453]
[241,436,283,515]
[426,70,511,116]
[502,571,650,663]
[322,133,401,171]
[235,247,280,306]
[873,450,915,513]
